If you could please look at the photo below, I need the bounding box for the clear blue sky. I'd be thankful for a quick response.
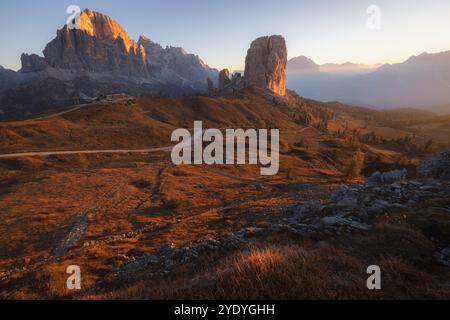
[1,0,450,71]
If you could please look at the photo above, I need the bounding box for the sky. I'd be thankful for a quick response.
[1,0,450,71]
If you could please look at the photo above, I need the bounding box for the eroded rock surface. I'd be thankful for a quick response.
[38,9,149,77]
[417,150,450,180]
[218,69,231,90]
[244,35,288,96]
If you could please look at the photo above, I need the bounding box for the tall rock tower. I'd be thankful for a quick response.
[244,35,288,96]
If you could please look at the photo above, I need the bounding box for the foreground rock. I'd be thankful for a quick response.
[96,171,450,286]
[244,35,288,96]
[417,150,450,180]
[366,169,407,185]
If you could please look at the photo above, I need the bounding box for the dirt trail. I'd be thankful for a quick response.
[0,147,172,159]
[25,103,92,122]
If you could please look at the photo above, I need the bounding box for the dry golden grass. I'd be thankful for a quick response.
[90,213,450,301]
[188,244,365,300]
[1,90,450,299]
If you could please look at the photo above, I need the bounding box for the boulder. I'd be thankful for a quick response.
[417,150,450,180]
[366,169,407,185]
[381,169,407,184]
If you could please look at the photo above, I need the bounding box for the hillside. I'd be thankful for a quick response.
[1,89,450,299]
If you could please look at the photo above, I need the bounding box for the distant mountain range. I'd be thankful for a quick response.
[287,52,450,112]
[0,9,218,120]
[287,56,376,74]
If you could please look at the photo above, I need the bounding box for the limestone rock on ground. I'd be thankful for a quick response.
[417,150,450,180]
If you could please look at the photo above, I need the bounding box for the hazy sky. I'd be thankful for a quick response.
[1,0,450,71]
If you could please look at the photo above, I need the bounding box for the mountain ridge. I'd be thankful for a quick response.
[287,50,450,112]
[287,55,376,74]
[0,8,219,120]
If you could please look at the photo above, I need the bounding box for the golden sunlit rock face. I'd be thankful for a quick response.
[244,35,287,96]
[78,9,143,55]
[42,9,148,76]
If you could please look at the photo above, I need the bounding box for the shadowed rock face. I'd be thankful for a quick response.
[0,66,25,91]
[244,35,287,96]
[218,69,231,90]
[20,54,47,73]
[137,36,218,89]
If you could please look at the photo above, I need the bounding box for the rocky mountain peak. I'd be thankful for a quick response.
[137,35,217,88]
[138,35,164,56]
[77,9,137,54]
[19,9,148,76]
[138,35,156,45]
[287,56,319,72]
[244,35,287,96]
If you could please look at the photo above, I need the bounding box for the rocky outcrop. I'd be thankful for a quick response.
[39,9,148,76]
[244,35,287,96]
[207,77,215,93]
[417,150,450,180]
[366,169,407,185]
[0,66,26,94]
[138,36,218,90]
[208,35,287,98]
[218,69,231,90]
[97,171,450,281]
[20,54,47,73]
[206,71,246,96]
